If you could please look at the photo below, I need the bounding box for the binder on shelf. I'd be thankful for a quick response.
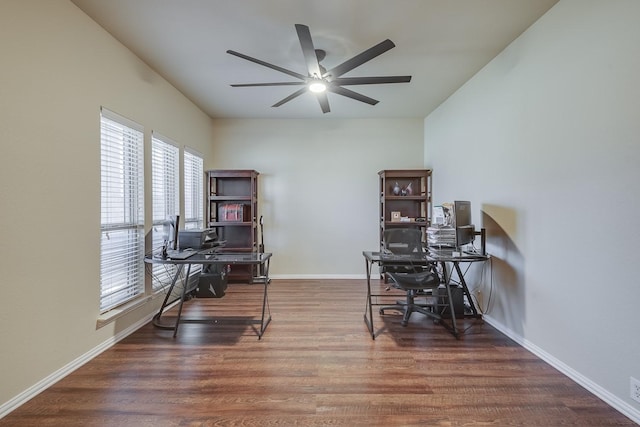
[218,203,251,222]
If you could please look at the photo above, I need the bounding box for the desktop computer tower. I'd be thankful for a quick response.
[438,285,465,319]
[195,265,228,298]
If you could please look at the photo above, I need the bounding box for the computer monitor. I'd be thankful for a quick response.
[163,214,180,251]
[454,201,474,248]
[454,200,471,227]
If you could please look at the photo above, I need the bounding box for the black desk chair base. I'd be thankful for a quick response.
[379,271,458,336]
[379,290,439,327]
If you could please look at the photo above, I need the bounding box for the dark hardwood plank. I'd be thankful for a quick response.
[1,279,634,426]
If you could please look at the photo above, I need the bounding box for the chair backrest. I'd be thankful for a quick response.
[383,228,424,254]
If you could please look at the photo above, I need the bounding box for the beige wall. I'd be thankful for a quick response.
[0,0,215,410]
[424,0,640,420]
[210,118,425,277]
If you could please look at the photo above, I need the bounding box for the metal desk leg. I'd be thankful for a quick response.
[363,258,375,339]
[258,258,272,339]
[439,261,459,338]
[172,263,192,337]
[152,264,184,328]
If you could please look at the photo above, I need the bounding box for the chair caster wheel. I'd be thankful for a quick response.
[379,309,385,315]
[401,321,408,327]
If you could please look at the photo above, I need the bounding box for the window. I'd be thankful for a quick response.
[100,108,145,312]
[184,149,204,229]
[151,133,179,290]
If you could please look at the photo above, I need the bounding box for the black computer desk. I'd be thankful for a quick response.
[144,251,272,339]
[362,250,488,339]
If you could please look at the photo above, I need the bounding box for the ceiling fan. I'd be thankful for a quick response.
[227,24,411,114]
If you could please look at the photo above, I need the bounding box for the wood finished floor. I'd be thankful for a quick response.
[1,279,635,426]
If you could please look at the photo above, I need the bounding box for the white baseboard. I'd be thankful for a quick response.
[483,315,640,424]
[270,274,366,280]
[0,312,156,419]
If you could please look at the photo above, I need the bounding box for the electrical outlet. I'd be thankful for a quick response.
[631,377,640,403]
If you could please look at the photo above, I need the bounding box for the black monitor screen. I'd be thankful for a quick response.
[163,214,180,251]
[456,225,475,247]
[454,200,471,227]
[454,201,474,248]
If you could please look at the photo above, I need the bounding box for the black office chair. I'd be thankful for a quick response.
[381,228,424,274]
[379,229,450,327]
[384,228,421,252]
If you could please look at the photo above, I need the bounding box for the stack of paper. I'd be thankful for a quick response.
[427,226,455,247]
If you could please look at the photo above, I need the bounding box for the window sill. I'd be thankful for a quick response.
[96,293,162,328]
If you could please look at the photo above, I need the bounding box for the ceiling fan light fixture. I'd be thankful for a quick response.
[227,24,411,113]
[308,81,326,93]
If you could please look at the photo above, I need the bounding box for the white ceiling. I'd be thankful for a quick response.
[71,0,559,119]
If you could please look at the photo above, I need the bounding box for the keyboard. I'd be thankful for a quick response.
[380,253,428,262]
[428,248,454,257]
[428,248,485,259]
[168,249,197,260]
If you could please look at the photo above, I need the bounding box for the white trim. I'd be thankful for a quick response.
[96,291,169,327]
[96,295,152,328]
[184,145,203,157]
[151,130,179,148]
[484,315,640,425]
[0,313,153,419]
[100,106,143,132]
[270,274,366,280]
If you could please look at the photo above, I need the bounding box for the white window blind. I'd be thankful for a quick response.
[151,133,179,290]
[184,150,204,230]
[100,108,145,312]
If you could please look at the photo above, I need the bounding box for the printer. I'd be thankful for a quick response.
[178,228,217,250]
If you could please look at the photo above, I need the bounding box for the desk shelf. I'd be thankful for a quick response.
[383,221,428,227]
[209,195,252,201]
[382,195,428,201]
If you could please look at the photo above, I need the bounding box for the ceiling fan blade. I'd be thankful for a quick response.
[316,92,330,114]
[329,86,379,105]
[227,50,307,80]
[324,39,396,78]
[295,24,322,78]
[331,76,412,85]
[231,82,305,87]
[272,87,308,108]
